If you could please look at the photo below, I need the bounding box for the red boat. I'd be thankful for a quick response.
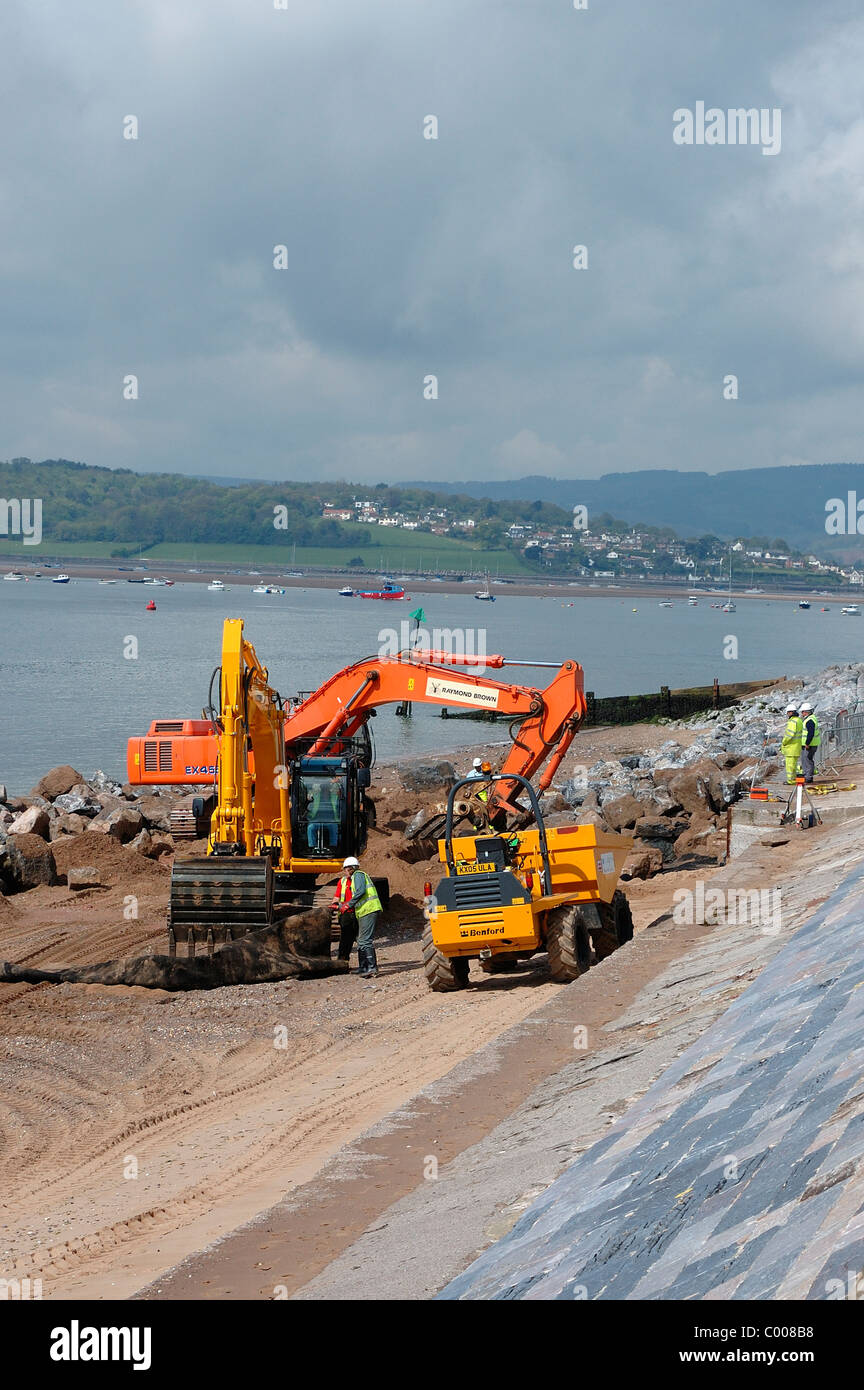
[357,582,406,600]
[146,600,157,611]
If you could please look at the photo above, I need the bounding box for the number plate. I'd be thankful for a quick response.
[455,861,496,875]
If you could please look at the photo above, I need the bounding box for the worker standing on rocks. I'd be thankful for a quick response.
[800,701,820,784]
[781,703,804,785]
[470,761,493,829]
[333,856,383,979]
[465,757,484,780]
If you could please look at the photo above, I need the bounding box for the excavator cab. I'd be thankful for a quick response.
[292,755,370,860]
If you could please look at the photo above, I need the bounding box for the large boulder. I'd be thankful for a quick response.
[89,770,124,797]
[398,761,457,793]
[653,764,714,817]
[53,791,101,817]
[134,795,173,832]
[559,777,588,807]
[621,846,664,880]
[90,807,145,842]
[128,828,174,859]
[674,819,722,860]
[601,794,643,831]
[7,805,50,839]
[32,765,83,800]
[638,835,678,864]
[638,784,683,816]
[633,815,688,842]
[50,812,91,841]
[3,832,57,890]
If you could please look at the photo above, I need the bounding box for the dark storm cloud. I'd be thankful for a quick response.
[0,0,860,481]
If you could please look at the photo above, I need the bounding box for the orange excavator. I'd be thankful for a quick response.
[127,619,588,953]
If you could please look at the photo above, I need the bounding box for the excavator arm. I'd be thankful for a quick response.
[128,627,587,827]
[211,618,291,863]
[284,651,585,821]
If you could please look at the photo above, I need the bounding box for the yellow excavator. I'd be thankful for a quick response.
[164,618,375,957]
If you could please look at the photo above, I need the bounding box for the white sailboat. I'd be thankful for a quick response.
[721,549,736,612]
[474,570,495,601]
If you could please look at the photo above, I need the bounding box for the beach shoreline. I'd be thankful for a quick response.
[0,556,853,604]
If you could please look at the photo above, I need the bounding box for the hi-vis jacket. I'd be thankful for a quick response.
[781,715,804,755]
[801,715,821,749]
[336,870,382,919]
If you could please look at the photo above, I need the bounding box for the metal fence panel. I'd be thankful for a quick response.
[817,711,864,768]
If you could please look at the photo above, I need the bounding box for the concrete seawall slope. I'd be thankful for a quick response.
[441,862,864,1300]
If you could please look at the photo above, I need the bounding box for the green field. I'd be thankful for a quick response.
[0,526,530,574]
[0,540,130,559]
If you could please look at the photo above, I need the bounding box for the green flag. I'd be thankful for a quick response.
[409,607,426,622]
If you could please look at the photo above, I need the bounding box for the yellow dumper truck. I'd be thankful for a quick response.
[422,774,634,991]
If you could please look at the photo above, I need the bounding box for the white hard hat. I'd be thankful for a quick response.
[342,856,359,869]
[472,757,483,768]
[785,703,798,713]
[800,701,814,711]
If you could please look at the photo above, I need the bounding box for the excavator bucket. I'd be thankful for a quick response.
[168,858,274,957]
[167,857,333,959]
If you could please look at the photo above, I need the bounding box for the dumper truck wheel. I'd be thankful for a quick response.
[545,904,594,982]
[422,924,470,991]
[593,890,635,961]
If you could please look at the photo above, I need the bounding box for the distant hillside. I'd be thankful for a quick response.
[1,459,850,577]
[0,458,575,555]
[415,464,864,554]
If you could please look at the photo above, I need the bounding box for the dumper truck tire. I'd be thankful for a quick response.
[593,890,635,961]
[545,903,594,982]
[422,924,469,991]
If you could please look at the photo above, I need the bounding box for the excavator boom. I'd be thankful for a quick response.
[128,637,587,825]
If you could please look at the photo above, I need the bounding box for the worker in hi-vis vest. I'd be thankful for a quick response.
[781,703,804,785]
[470,760,493,828]
[333,856,383,978]
[799,701,820,785]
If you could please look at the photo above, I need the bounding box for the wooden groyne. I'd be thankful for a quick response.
[439,677,780,727]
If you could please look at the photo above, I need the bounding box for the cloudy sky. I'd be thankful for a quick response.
[2,0,862,482]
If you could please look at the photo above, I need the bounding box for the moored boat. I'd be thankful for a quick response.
[474,570,495,601]
[358,582,406,599]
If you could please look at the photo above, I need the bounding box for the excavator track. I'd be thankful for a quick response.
[168,858,274,957]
